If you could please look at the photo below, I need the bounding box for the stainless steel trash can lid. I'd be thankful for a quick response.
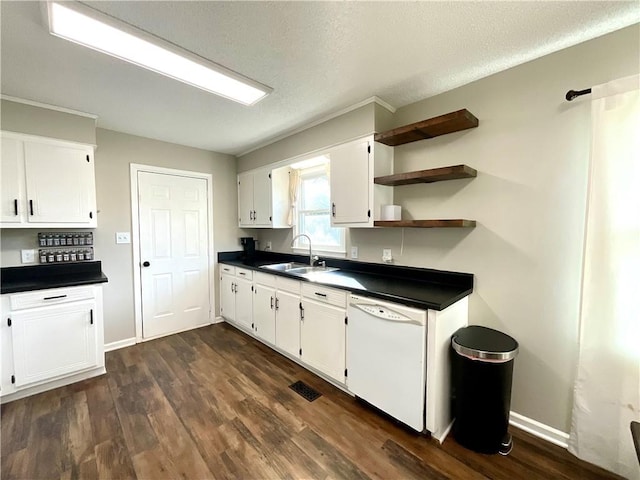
[452,325,519,362]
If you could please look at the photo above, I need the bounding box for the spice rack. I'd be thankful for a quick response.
[37,232,94,264]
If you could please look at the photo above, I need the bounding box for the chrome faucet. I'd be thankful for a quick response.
[291,234,314,266]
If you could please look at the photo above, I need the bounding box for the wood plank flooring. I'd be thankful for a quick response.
[1,323,620,479]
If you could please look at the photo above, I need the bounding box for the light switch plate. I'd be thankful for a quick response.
[116,232,131,244]
[265,241,272,251]
[21,249,36,264]
[350,246,358,259]
[382,248,393,263]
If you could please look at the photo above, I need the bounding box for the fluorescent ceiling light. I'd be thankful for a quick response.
[46,1,272,105]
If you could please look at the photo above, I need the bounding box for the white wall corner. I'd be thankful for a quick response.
[212,316,225,324]
[104,337,137,352]
[509,411,570,448]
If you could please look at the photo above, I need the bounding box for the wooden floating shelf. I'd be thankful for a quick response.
[374,164,477,186]
[374,109,479,146]
[374,220,476,228]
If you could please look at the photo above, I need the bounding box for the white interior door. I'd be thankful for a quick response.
[138,171,210,339]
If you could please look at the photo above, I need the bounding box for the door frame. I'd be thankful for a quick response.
[130,163,214,342]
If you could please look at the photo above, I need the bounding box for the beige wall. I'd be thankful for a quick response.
[1,99,97,145]
[93,129,240,343]
[248,24,640,433]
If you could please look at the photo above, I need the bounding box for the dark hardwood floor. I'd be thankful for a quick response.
[1,323,619,479]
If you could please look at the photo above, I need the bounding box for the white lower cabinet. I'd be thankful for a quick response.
[300,300,346,383]
[1,285,105,402]
[252,272,301,356]
[274,289,301,358]
[300,284,347,383]
[253,283,276,344]
[220,267,253,331]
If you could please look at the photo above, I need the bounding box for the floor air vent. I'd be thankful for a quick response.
[289,380,322,402]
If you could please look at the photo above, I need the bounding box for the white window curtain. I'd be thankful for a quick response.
[568,74,640,479]
[287,168,300,226]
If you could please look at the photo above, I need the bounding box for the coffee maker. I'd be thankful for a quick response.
[240,237,256,260]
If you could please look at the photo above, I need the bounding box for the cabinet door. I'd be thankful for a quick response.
[275,289,301,358]
[238,172,254,226]
[253,169,273,227]
[253,284,276,344]
[301,300,346,383]
[0,137,25,223]
[24,141,95,224]
[235,277,253,330]
[330,139,370,225]
[10,300,98,388]
[220,274,236,322]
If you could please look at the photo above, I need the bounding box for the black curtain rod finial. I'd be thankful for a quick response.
[566,88,592,101]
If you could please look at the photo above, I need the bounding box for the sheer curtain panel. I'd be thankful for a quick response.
[568,74,640,479]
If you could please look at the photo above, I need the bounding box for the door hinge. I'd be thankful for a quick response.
[299,348,302,356]
[344,368,348,377]
[7,318,11,327]
[11,375,15,384]
[367,145,371,154]
[90,309,94,325]
[344,317,348,325]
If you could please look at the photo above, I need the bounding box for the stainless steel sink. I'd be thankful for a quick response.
[287,266,339,275]
[259,262,339,275]
[260,262,309,272]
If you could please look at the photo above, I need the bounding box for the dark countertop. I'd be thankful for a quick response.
[1,261,108,294]
[218,251,473,311]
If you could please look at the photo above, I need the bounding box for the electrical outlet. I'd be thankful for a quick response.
[382,248,393,263]
[21,249,36,264]
[116,232,131,244]
[350,246,358,259]
[265,241,272,251]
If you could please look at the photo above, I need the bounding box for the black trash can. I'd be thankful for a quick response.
[451,325,519,455]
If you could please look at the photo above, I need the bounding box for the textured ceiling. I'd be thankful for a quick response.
[1,1,639,155]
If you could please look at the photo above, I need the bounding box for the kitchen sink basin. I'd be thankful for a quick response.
[260,262,309,272]
[260,262,339,275]
[287,266,339,275]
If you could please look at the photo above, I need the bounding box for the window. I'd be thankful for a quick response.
[294,165,345,254]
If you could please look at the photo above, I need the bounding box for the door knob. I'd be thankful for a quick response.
[142,261,151,267]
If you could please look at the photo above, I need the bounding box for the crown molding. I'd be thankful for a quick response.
[1,94,99,120]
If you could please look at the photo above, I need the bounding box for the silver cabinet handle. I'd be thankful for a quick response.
[270,296,274,309]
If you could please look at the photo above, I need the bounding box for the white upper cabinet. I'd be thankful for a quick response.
[237,166,291,228]
[0,136,24,224]
[0,132,97,228]
[329,136,394,228]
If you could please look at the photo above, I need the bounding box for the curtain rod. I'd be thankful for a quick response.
[565,88,592,101]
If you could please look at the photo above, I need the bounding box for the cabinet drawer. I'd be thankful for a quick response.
[9,286,95,310]
[302,283,347,308]
[220,264,236,276]
[236,267,253,280]
[255,272,276,287]
[276,276,301,294]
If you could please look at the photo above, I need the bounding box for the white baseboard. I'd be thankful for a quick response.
[212,316,224,324]
[509,411,570,448]
[104,337,137,352]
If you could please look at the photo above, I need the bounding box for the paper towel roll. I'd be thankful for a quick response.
[380,205,401,221]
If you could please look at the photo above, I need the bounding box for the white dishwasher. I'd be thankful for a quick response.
[347,294,427,432]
